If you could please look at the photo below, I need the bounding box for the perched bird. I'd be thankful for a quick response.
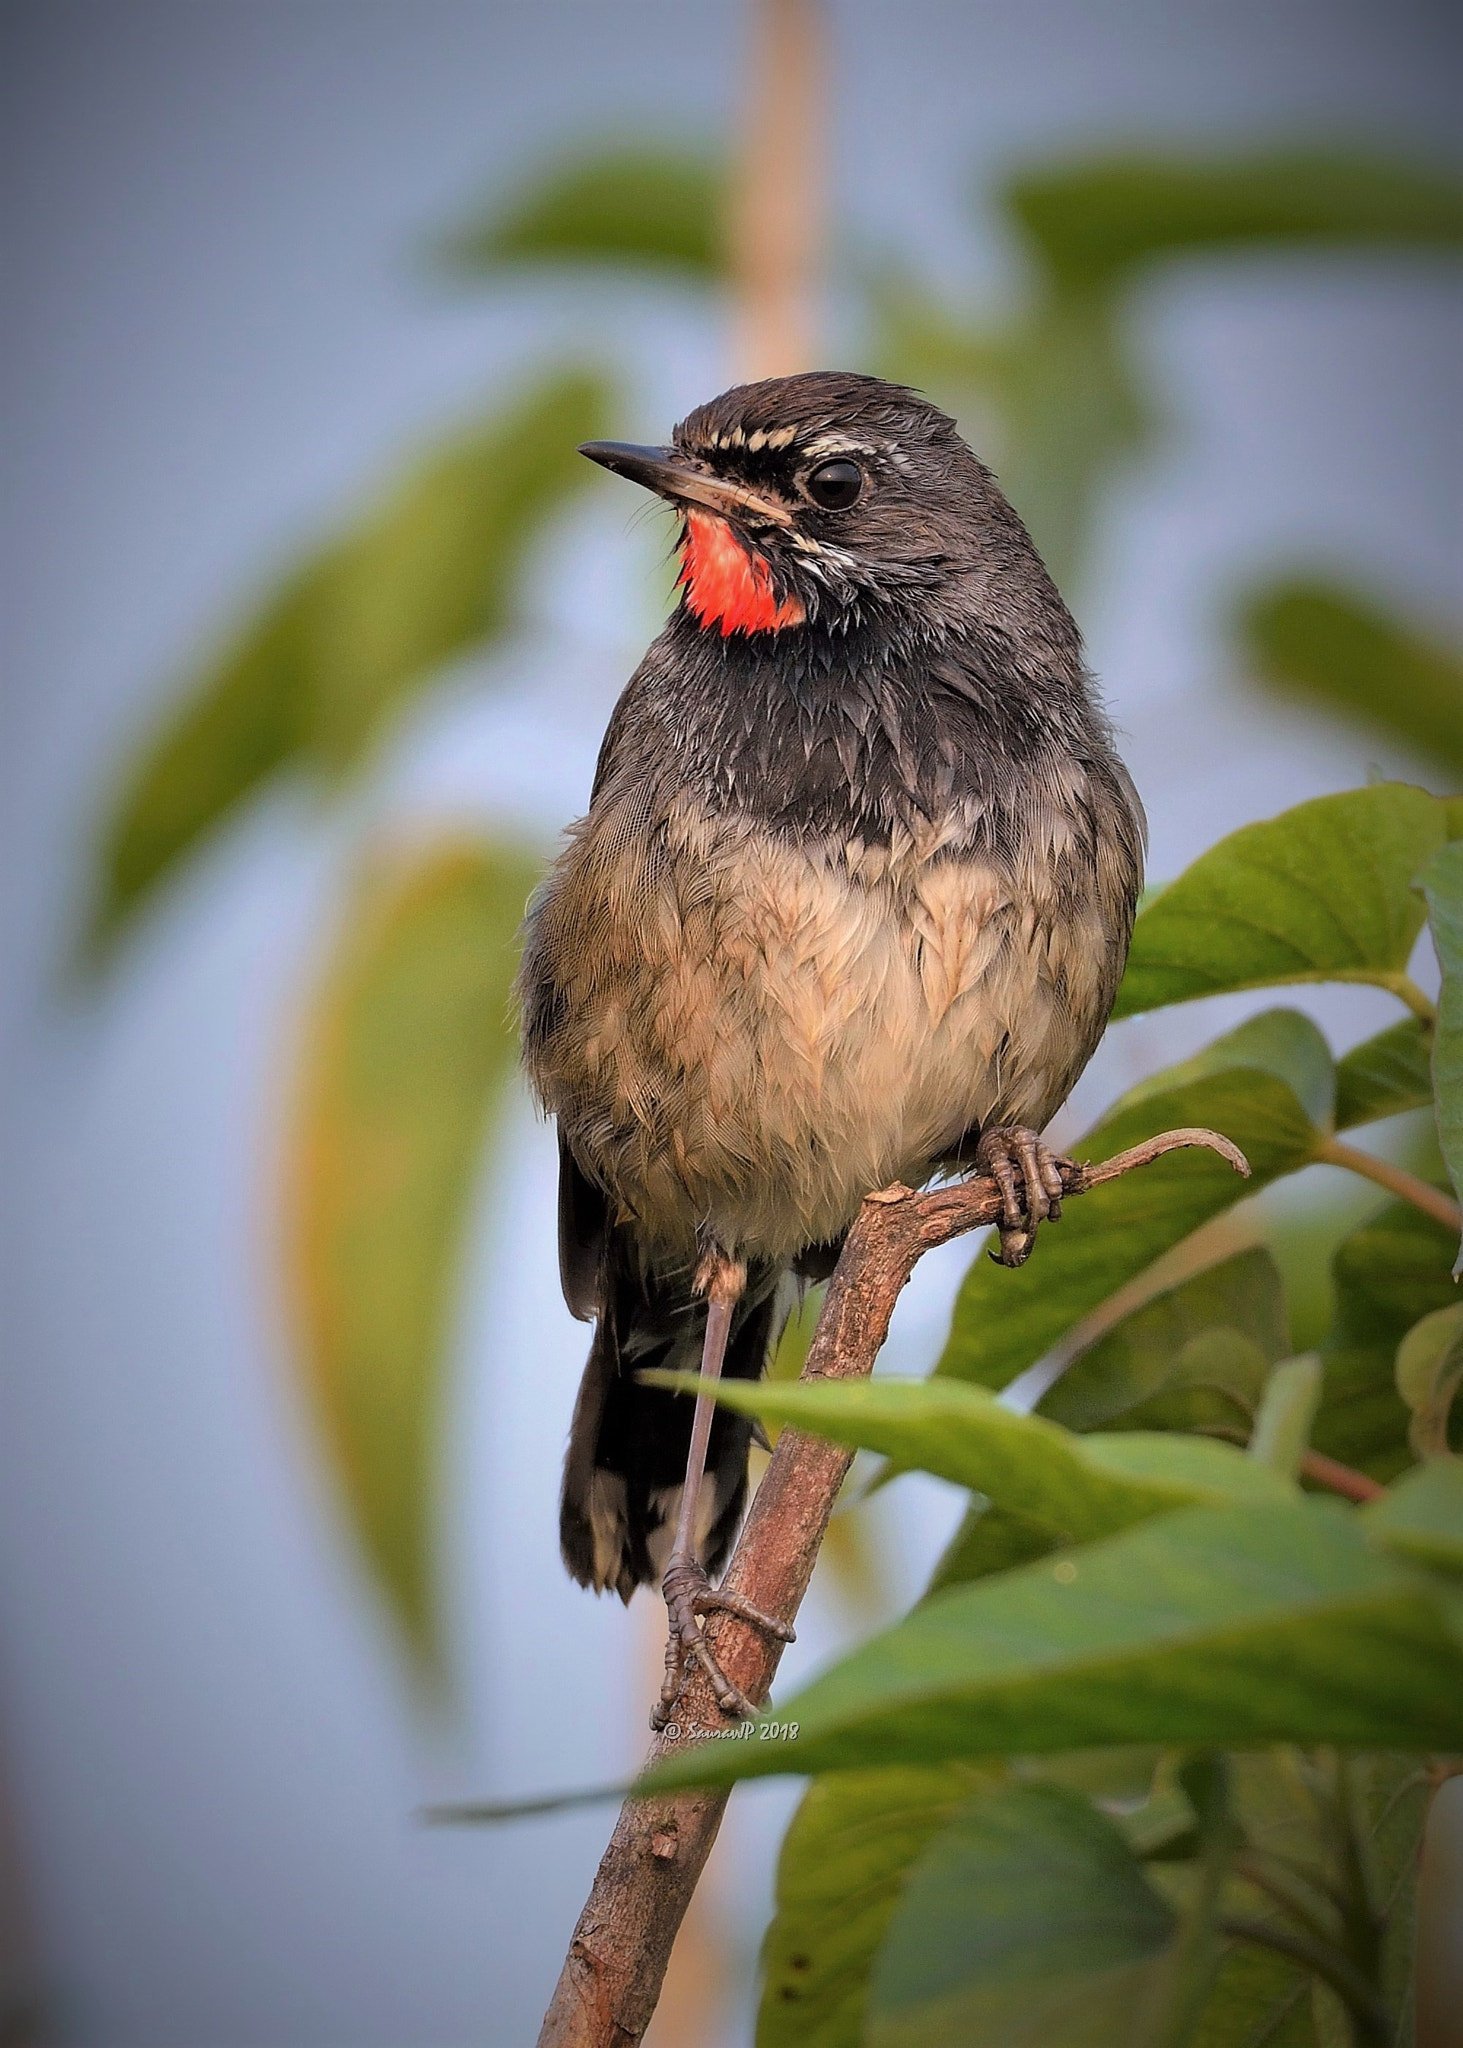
[516,371,1144,1721]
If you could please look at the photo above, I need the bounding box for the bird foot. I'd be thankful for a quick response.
[977,1125,1072,1268]
[650,1557,795,1729]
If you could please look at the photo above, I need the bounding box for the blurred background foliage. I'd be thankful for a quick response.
[90,133,1463,1671]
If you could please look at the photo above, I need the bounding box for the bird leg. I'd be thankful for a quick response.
[651,1248,794,1729]
[976,1125,1071,1268]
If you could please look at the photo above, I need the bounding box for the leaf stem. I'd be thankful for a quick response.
[1379,974,1439,1026]
[1312,1137,1462,1232]
[1297,1449,1385,1503]
[1231,1851,1341,1953]
[1131,1428,1385,1503]
[1218,1916,1389,2043]
[1281,970,1436,1024]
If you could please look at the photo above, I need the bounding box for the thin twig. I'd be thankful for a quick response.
[534,1124,1248,2046]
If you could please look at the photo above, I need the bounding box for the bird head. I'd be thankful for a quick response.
[580,371,1050,646]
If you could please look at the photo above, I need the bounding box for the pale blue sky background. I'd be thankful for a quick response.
[2,3,1461,2043]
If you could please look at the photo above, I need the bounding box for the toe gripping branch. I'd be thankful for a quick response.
[975,1124,1071,1268]
[653,1561,795,1729]
[970,1122,1253,1268]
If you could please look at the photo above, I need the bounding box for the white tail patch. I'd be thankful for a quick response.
[586,1470,629,1592]
[644,1478,725,1579]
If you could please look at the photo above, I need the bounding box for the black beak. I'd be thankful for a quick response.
[578,441,792,528]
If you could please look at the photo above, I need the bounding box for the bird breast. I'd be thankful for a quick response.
[519,786,1123,1266]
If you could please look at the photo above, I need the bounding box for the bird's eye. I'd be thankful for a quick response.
[804,458,863,510]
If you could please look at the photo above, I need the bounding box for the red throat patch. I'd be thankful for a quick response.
[677,510,806,637]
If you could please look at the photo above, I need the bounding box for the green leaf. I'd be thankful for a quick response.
[432,146,725,279]
[90,371,611,944]
[938,1011,1328,1394]
[303,370,613,769]
[925,1500,1065,1596]
[1247,1356,1324,1479]
[1348,1751,1434,2029]
[1394,1303,1463,1460]
[1240,580,1463,778]
[876,276,1150,592]
[972,295,1149,594]
[1186,1946,1313,2048]
[1317,1199,1461,1478]
[1113,786,1450,1020]
[645,1502,1463,1789]
[865,1781,1178,2048]
[756,1764,994,2048]
[1415,839,1463,1262]
[884,155,1463,589]
[1212,1750,1429,2046]
[1334,1018,1436,1130]
[88,560,321,952]
[643,1373,1293,1544]
[286,837,540,1665]
[1364,1458,1463,1574]
[1038,1248,1287,1436]
[1004,150,1463,293]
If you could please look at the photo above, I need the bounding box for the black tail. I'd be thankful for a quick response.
[559,1235,785,1603]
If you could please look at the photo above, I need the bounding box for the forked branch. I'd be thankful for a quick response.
[535,1124,1248,2047]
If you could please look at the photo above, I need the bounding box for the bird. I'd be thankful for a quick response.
[515,371,1145,1723]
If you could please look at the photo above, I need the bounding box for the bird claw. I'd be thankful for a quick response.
[651,1558,794,1729]
[976,1125,1071,1268]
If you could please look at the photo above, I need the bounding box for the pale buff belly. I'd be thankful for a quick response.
[524,799,1115,1266]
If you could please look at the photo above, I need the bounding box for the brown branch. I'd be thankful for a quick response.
[728,0,825,379]
[534,1124,1247,2046]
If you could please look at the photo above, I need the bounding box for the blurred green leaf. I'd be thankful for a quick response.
[286,837,540,1665]
[644,1373,1292,1543]
[1348,1751,1434,2029]
[433,145,725,279]
[1364,1458,1463,1575]
[1317,1198,1460,1478]
[925,1500,1067,1596]
[1334,1017,1436,1130]
[1185,1945,1313,2047]
[303,370,612,768]
[89,561,323,953]
[1004,150,1463,293]
[992,296,1151,594]
[91,370,610,945]
[937,1011,1328,1394]
[1114,786,1450,1020]
[1038,1248,1286,1437]
[865,1781,1179,2048]
[1415,840,1463,1262]
[885,151,1463,586]
[647,1501,1463,1791]
[876,276,1150,591]
[1240,580,1463,778]
[1247,1355,1323,1479]
[756,1764,994,2048]
[1211,1749,1431,2047]
[1394,1303,1463,1461]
